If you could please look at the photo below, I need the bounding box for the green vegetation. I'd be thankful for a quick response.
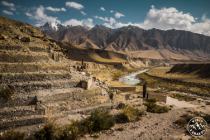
[115,106,144,123]
[80,109,115,133]
[0,85,14,101]
[144,99,170,113]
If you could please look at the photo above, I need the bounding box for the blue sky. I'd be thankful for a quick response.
[0,0,210,36]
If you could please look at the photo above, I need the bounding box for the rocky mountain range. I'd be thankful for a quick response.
[40,22,210,61]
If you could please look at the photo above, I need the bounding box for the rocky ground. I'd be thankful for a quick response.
[81,96,210,140]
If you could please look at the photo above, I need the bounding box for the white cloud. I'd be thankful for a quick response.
[64,18,94,28]
[24,4,210,36]
[98,6,210,36]
[141,5,195,30]
[136,6,210,36]
[1,1,16,11]
[110,10,114,13]
[2,10,13,15]
[26,5,60,26]
[46,6,66,12]
[114,12,125,18]
[64,19,82,26]
[65,1,84,10]
[94,16,128,28]
[81,11,87,16]
[100,7,106,11]
[190,17,210,36]
[25,12,32,17]
[103,19,134,28]
[94,16,109,22]
[1,1,14,7]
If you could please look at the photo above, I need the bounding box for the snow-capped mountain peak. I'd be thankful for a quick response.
[41,22,61,31]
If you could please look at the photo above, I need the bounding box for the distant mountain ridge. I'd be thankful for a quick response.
[40,23,210,60]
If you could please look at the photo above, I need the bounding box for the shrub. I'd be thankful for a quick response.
[115,113,129,123]
[80,109,115,133]
[0,85,14,101]
[144,99,170,113]
[122,106,142,121]
[115,106,144,123]
[34,110,115,139]
[0,130,25,140]
[34,123,57,140]
[173,114,194,128]
[57,121,80,140]
[59,109,115,136]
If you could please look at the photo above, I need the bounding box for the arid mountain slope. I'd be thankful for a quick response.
[41,23,210,61]
[0,16,111,132]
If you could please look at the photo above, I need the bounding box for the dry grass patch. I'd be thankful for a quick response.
[170,93,196,102]
[115,105,145,123]
[0,130,25,140]
[144,99,170,113]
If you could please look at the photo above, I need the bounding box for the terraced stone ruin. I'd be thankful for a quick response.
[0,17,111,133]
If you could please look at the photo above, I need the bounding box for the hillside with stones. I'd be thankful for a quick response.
[0,16,112,132]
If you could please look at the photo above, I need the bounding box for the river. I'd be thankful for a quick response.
[119,69,199,108]
[119,69,148,86]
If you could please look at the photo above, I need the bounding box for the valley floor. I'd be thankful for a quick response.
[81,66,210,140]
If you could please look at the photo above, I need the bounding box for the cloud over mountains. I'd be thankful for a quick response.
[3,0,209,36]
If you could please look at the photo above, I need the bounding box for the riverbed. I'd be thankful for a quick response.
[119,69,148,86]
[119,69,199,108]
